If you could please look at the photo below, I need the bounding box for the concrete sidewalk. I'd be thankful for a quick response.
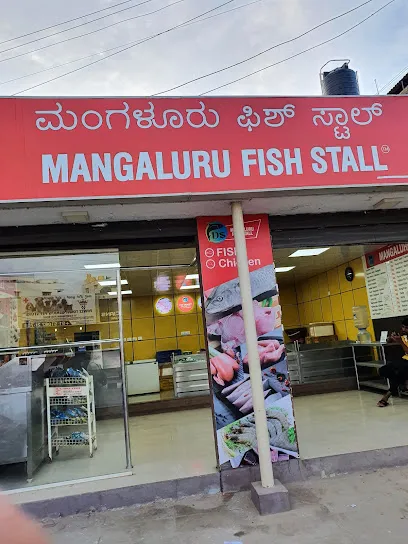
[42,465,408,543]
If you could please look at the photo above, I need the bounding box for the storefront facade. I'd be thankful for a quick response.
[1,95,408,503]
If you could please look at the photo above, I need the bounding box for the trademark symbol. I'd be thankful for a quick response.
[381,145,390,154]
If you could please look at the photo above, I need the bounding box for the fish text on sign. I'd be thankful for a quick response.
[242,145,388,176]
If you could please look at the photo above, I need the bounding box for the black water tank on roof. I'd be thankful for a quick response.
[321,63,360,95]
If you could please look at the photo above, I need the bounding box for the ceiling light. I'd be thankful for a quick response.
[108,290,132,296]
[180,285,201,290]
[275,267,296,273]
[98,279,128,286]
[185,274,199,280]
[84,263,120,270]
[289,248,330,257]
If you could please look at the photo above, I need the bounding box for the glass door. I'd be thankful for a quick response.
[0,251,131,489]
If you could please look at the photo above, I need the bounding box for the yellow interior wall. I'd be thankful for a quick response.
[18,292,205,361]
[123,295,205,361]
[280,256,375,341]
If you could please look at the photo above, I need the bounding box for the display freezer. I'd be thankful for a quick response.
[0,355,47,481]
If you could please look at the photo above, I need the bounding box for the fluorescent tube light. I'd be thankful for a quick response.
[185,274,199,280]
[98,279,128,286]
[275,267,295,273]
[180,285,201,290]
[85,263,120,269]
[108,290,133,296]
[289,248,330,257]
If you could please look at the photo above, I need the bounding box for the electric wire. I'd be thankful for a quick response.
[0,0,188,58]
[0,0,267,88]
[153,0,375,95]
[200,0,396,95]
[0,0,153,47]
[378,64,408,93]
[12,0,237,95]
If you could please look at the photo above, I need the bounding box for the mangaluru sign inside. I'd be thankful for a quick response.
[0,96,406,203]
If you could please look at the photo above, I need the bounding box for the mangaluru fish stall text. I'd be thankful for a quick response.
[41,145,388,184]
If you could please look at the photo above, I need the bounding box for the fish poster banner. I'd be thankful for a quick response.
[197,214,299,469]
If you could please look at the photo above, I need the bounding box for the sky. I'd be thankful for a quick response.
[0,0,405,97]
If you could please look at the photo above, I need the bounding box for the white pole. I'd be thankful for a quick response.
[231,201,275,488]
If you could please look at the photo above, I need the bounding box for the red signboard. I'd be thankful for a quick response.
[365,243,408,267]
[197,215,273,290]
[1,96,407,203]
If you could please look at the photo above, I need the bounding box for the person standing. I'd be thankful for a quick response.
[377,318,408,407]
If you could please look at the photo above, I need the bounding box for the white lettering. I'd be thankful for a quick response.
[326,147,341,172]
[91,153,112,181]
[216,247,236,257]
[311,148,327,174]
[372,146,388,171]
[342,147,359,172]
[284,148,303,175]
[257,149,266,176]
[212,150,230,178]
[42,154,69,184]
[192,151,212,178]
[155,152,173,180]
[241,149,257,176]
[218,257,261,268]
[71,154,91,183]
[357,146,373,172]
[114,152,133,181]
[379,244,408,262]
[266,149,284,176]
[172,151,191,180]
[135,152,155,180]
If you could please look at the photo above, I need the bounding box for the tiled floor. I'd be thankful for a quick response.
[1,408,217,490]
[293,390,408,458]
[3,390,408,492]
[128,408,217,484]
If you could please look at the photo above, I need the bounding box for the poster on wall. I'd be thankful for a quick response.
[364,244,408,320]
[197,215,299,469]
[20,292,96,327]
[0,279,19,347]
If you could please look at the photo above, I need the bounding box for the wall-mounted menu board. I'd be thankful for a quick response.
[364,244,408,319]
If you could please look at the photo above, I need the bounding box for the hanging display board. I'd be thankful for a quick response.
[197,214,298,468]
[364,244,408,319]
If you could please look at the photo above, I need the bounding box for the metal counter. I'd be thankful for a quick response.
[287,341,356,386]
[172,354,210,398]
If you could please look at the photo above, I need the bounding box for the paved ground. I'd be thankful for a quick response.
[42,465,408,543]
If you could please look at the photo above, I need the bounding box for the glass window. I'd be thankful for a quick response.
[0,251,129,489]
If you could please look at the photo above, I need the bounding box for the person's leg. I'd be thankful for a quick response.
[377,390,392,407]
[377,377,399,406]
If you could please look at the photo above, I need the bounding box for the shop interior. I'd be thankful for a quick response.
[276,244,408,459]
[2,241,408,491]
[0,248,216,490]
